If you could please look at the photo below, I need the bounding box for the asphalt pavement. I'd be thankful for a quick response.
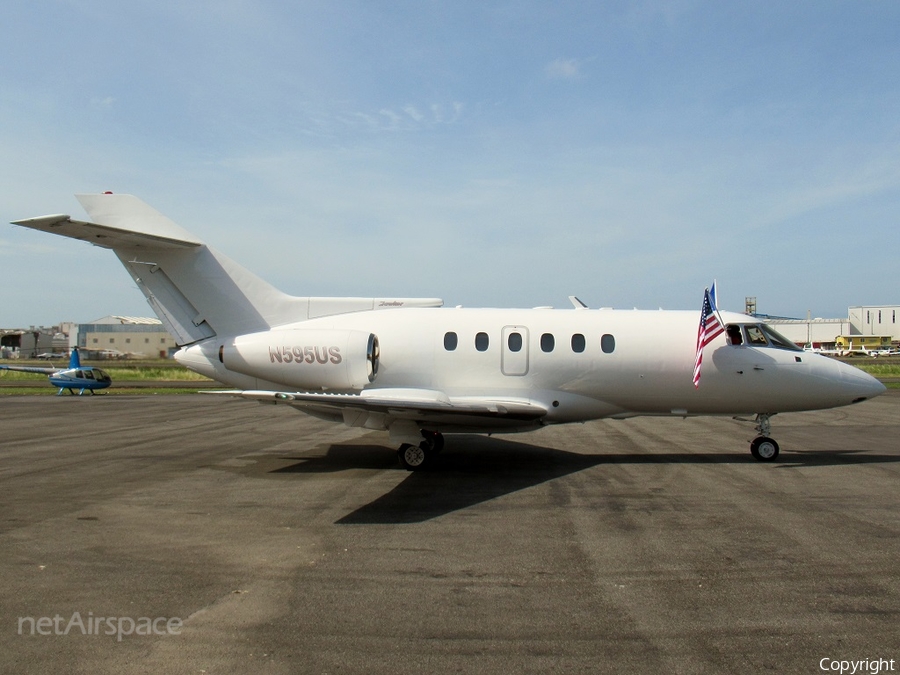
[1,393,898,674]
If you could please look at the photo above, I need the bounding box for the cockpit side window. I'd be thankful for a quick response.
[84,370,95,379]
[726,324,743,346]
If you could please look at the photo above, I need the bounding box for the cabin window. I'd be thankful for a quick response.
[571,333,585,353]
[601,334,615,354]
[443,332,458,351]
[507,332,523,352]
[475,332,490,352]
[540,333,555,352]
[84,370,94,379]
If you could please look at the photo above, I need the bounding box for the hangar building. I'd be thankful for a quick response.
[77,316,174,358]
[766,304,900,348]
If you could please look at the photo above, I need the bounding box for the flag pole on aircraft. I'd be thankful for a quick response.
[693,282,726,388]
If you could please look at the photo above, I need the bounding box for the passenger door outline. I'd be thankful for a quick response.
[501,325,529,376]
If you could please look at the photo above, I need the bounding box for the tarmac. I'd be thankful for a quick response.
[1,392,898,674]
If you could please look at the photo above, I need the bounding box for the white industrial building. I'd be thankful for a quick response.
[1,317,175,360]
[77,316,174,358]
[766,305,900,348]
[849,306,900,339]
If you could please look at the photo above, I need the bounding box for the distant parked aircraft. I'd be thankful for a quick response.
[805,344,899,358]
[0,348,111,395]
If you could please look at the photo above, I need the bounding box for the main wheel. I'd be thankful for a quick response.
[421,430,445,454]
[750,436,779,461]
[398,443,430,471]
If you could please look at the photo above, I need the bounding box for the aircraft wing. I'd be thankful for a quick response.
[206,388,549,424]
[0,365,55,374]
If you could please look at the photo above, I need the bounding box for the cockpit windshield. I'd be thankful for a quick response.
[726,324,802,352]
[745,326,767,345]
[758,324,802,351]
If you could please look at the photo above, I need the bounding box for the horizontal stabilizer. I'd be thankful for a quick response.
[12,214,201,250]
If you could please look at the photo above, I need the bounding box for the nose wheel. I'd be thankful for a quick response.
[749,414,779,461]
[750,436,779,461]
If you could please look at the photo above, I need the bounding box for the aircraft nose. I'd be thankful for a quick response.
[838,361,887,402]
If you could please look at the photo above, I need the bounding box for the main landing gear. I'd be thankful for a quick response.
[397,430,444,471]
[749,413,779,462]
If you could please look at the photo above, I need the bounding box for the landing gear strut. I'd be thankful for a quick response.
[749,413,779,462]
[397,431,444,471]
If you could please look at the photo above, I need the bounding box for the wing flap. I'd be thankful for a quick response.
[204,388,548,421]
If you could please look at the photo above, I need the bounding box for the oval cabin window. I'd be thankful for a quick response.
[571,333,586,353]
[444,332,458,351]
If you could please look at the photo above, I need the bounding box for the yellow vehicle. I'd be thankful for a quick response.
[834,335,895,356]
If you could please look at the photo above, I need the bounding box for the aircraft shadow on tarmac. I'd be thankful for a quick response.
[267,435,900,524]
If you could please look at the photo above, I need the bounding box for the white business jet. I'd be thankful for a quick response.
[12,194,885,469]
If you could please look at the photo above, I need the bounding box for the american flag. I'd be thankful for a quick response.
[693,284,725,388]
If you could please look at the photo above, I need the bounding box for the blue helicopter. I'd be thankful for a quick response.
[0,347,112,395]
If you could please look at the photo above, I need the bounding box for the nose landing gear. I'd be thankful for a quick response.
[749,413,779,461]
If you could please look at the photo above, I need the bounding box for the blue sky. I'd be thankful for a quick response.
[2,1,899,327]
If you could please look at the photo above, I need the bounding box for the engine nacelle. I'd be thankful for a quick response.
[222,329,379,391]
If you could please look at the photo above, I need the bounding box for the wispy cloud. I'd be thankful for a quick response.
[90,96,116,110]
[403,105,424,122]
[338,102,465,132]
[544,58,582,80]
[378,108,403,127]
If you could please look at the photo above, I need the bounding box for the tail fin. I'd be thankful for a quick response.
[15,194,307,345]
[13,194,443,346]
